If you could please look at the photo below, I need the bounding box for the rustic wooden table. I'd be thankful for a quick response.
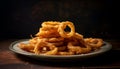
[0,39,120,69]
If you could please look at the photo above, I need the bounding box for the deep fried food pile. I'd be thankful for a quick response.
[19,21,103,55]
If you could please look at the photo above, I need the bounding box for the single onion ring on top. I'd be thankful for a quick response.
[58,21,75,38]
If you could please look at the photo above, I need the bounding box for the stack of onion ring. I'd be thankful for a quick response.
[19,21,104,55]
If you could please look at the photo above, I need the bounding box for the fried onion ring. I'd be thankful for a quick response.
[67,42,91,54]
[84,38,103,48]
[45,47,58,55]
[41,21,60,29]
[58,21,75,38]
[19,43,34,52]
[33,40,57,55]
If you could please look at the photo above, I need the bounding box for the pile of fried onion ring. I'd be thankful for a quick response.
[19,21,104,55]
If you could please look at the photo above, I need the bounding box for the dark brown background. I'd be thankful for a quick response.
[0,0,116,39]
